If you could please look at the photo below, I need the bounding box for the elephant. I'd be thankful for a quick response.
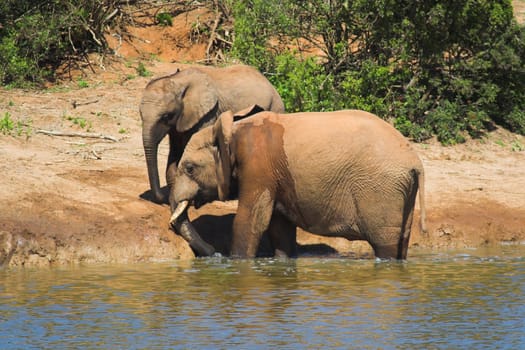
[168,106,426,259]
[139,64,285,205]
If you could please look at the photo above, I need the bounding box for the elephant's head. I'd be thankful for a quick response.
[167,126,221,212]
[168,106,263,255]
[140,69,220,203]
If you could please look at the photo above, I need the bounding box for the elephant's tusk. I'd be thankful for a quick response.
[170,200,189,225]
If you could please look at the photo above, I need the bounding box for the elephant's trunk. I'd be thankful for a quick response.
[143,129,165,203]
[171,209,215,257]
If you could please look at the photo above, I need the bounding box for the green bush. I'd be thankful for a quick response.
[337,60,400,116]
[0,0,120,86]
[156,12,173,26]
[136,62,152,77]
[0,112,15,134]
[505,107,525,134]
[271,54,336,112]
[0,111,31,136]
[425,101,466,145]
[229,0,525,143]
[0,14,56,86]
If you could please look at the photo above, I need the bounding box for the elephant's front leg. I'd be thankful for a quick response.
[166,131,191,174]
[267,211,297,258]
[231,189,275,258]
[164,132,193,203]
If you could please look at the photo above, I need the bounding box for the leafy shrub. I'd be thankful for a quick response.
[136,62,152,77]
[229,0,525,143]
[0,0,121,86]
[424,101,466,145]
[271,54,336,112]
[229,0,278,73]
[0,112,15,134]
[393,115,429,142]
[505,107,525,134]
[156,13,173,26]
[0,112,31,136]
[337,60,400,116]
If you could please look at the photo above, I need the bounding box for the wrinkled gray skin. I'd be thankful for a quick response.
[169,107,426,259]
[139,65,284,255]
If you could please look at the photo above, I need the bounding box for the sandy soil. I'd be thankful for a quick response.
[514,0,525,23]
[1,7,524,267]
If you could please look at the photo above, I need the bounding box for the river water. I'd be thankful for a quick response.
[1,246,524,349]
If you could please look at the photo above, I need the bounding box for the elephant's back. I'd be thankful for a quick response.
[235,109,421,167]
[279,110,414,158]
[279,109,423,194]
[280,110,396,136]
[208,66,284,113]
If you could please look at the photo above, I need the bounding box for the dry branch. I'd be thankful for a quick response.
[72,99,100,108]
[36,129,118,142]
[206,0,221,62]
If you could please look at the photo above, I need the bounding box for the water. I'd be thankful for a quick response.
[1,246,524,349]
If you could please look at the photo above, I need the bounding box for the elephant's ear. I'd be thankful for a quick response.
[212,110,235,201]
[175,72,219,132]
[232,104,265,121]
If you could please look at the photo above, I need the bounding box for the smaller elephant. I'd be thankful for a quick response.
[140,64,284,204]
[169,107,426,259]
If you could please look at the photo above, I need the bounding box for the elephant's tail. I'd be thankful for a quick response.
[416,167,427,234]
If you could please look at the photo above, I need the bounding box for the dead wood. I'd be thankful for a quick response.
[36,129,118,142]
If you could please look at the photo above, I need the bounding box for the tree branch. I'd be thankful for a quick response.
[36,129,118,142]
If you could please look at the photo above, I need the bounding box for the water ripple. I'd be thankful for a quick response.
[1,246,524,349]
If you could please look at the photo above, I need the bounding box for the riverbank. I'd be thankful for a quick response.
[1,58,523,267]
[2,1,525,266]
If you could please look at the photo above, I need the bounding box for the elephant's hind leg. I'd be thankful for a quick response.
[369,195,416,259]
[267,211,297,257]
[369,226,410,260]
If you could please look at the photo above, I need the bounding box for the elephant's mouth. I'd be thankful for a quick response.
[192,196,208,209]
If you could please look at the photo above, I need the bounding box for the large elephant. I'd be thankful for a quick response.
[168,107,426,259]
[139,64,284,204]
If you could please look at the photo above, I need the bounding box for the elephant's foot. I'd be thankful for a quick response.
[372,243,407,260]
[274,248,292,258]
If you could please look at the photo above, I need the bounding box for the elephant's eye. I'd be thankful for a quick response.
[160,113,174,123]
[184,162,195,176]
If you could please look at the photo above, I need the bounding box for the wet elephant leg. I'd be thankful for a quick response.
[267,212,297,258]
[373,244,402,260]
[370,226,408,260]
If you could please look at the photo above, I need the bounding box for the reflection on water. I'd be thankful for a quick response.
[1,246,524,349]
